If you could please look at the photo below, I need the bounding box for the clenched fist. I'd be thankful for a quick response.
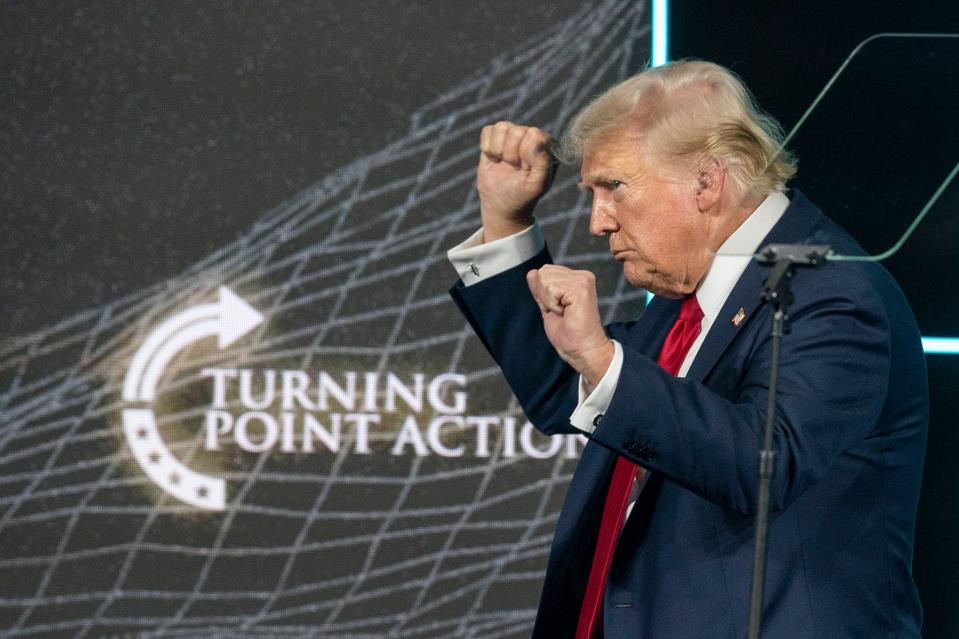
[526,265,615,389]
[477,122,556,242]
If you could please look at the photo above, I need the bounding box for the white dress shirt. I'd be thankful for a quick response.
[447,191,791,433]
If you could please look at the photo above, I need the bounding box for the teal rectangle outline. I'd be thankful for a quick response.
[645,2,953,355]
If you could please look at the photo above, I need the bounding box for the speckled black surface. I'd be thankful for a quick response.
[0,0,585,340]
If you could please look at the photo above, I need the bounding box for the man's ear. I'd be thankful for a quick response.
[696,157,725,212]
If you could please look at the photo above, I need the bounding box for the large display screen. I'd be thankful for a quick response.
[0,2,649,637]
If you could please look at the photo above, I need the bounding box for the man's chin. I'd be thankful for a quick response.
[623,268,683,299]
[646,288,684,300]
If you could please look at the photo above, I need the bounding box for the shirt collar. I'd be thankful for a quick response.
[695,191,790,323]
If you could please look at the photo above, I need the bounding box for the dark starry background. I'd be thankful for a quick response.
[0,0,586,341]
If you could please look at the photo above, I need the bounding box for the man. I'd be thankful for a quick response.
[447,61,927,638]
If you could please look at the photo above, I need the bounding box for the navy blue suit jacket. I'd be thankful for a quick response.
[449,192,927,638]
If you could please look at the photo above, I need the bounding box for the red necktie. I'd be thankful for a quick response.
[576,295,704,639]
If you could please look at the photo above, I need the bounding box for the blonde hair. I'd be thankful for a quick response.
[558,60,797,197]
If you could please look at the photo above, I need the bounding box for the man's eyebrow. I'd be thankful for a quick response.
[578,174,618,191]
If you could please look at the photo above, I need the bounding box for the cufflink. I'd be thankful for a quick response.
[469,263,480,277]
[592,413,603,427]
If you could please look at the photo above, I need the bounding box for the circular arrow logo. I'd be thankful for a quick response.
[122,286,264,510]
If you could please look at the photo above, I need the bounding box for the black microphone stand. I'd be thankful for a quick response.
[746,243,831,639]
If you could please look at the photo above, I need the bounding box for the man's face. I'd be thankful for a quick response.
[579,136,715,298]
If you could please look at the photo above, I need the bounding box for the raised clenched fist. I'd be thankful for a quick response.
[477,122,556,242]
[526,265,614,388]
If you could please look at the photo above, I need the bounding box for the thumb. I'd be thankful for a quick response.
[519,130,557,191]
[528,149,557,191]
[526,269,547,314]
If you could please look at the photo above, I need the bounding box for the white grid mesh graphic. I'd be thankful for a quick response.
[0,2,650,637]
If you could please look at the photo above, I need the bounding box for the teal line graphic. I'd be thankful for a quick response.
[922,337,959,355]
[646,0,667,306]
[652,0,668,66]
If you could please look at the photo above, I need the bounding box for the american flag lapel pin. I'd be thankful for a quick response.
[732,307,746,327]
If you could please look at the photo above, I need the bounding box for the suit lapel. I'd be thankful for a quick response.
[685,266,766,382]
[685,190,824,382]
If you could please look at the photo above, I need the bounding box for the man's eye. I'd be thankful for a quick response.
[610,180,623,189]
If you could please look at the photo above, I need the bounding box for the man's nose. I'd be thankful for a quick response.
[589,197,618,236]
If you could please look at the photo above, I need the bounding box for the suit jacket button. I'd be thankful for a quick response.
[592,413,603,427]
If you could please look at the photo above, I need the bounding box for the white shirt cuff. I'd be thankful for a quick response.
[446,223,545,286]
[570,340,624,434]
